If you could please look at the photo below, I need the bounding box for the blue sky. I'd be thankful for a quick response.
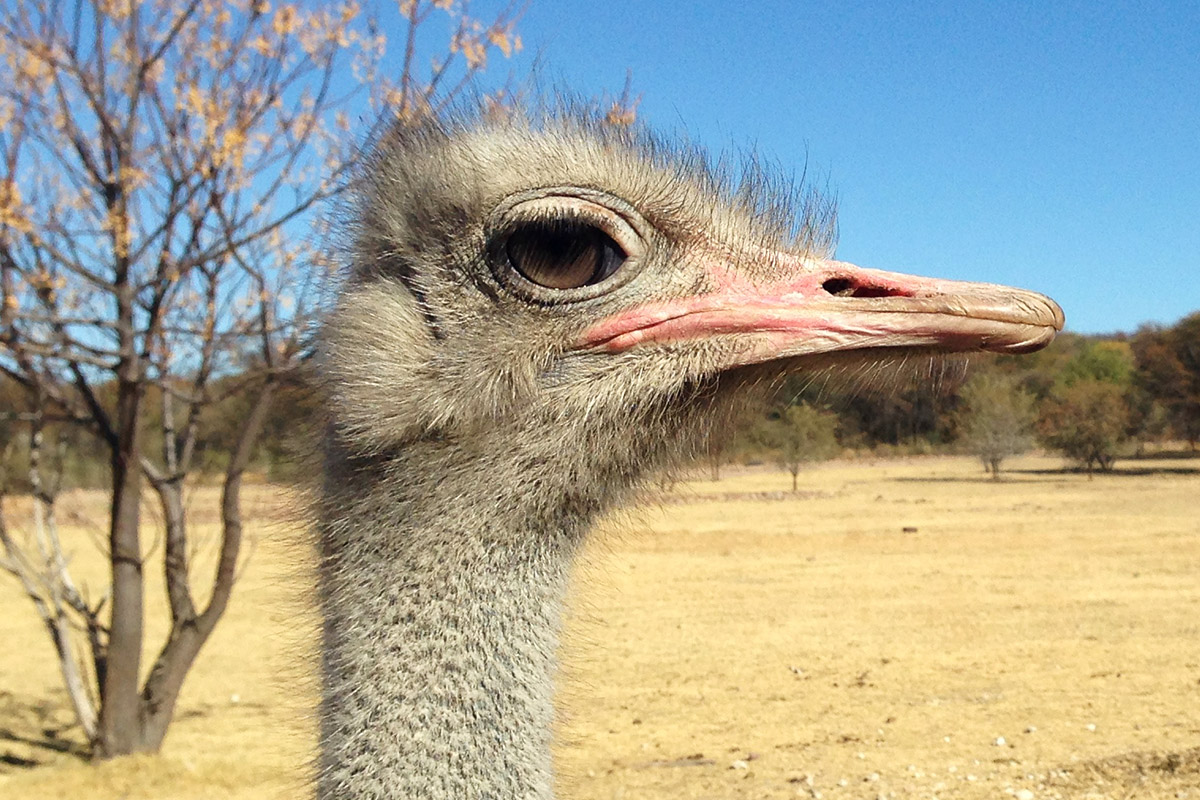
[502,1,1199,335]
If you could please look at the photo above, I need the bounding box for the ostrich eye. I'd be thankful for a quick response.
[505,220,627,290]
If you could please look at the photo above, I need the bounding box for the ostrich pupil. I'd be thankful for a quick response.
[506,221,625,289]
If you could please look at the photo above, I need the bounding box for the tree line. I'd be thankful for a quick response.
[737,311,1200,482]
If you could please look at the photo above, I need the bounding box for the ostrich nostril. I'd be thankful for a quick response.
[822,277,854,296]
[821,277,911,299]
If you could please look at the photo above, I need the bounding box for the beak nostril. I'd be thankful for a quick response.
[822,277,854,296]
[821,276,912,299]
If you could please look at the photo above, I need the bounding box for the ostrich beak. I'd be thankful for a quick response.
[578,257,1064,365]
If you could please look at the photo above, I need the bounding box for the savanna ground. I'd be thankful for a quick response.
[0,454,1197,799]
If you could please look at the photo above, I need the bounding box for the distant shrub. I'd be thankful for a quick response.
[1037,379,1130,475]
[755,403,839,491]
[957,370,1036,479]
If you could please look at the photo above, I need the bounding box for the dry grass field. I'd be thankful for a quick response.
[1,454,1198,799]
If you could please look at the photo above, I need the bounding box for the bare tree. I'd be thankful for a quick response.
[0,401,102,739]
[0,0,522,758]
[757,403,839,492]
[957,369,1035,480]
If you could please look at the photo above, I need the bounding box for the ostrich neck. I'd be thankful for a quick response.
[316,438,594,800]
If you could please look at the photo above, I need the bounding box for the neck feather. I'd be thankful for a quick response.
[316,437,597,800]
[314,380,733,799]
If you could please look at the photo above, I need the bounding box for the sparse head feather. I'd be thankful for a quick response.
[320,102,837,453]
[350,102,839,282]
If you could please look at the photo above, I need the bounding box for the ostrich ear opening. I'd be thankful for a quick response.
[320,280,550,450]
[321,283,452,450]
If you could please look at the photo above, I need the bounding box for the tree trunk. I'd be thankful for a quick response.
[137,622,209,750]
[97,376,147,758]
[131,381,276,753]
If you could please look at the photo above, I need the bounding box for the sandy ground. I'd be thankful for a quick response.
[0,454,1198,799]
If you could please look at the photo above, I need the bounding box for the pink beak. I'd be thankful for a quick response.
[578,256,1064,366]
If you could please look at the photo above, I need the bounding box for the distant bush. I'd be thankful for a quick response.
[957,370,1036,479]
[1037,379,1130,475]
[754,403,840,491]
[1131,313,1200,448]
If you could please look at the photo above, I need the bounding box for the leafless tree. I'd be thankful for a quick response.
[757,403,840,492]
[957,369,1035,479]
[0,0,522,758]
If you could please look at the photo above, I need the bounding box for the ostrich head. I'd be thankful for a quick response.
[314,106,1063,800]
[321,109,1061,499]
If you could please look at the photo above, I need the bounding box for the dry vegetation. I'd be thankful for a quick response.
[1,454,1198,799]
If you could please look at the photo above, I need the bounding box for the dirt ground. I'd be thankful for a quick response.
[1,454,1198,799]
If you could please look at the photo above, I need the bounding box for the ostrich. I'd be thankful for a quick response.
[315,107,1063,799]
